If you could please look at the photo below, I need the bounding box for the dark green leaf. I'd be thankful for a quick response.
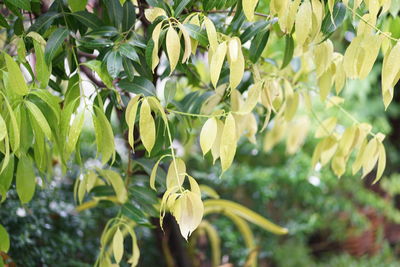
[121,203,150,225]
[78,37,114,49]
[281,35,294,69]
[322,3,347,36]
[122,57,135,81]
[122,0,136,32]
[71,11,104,29]
[184,24,208,47]
[240,20,270,44]
[7,0,31,10]
[250,29,270,63]
[106,50,123,78]
[164,80,176,104]
[0,156,14,195]
[45,28,69,65]
[118,77,156,96]
[103,0,123,29]
[14,17,24,36]
[29,12,60,34]
[175,0,191,16]
[119,43,139,62]
[0,14,9,29]
[86,26,119,37]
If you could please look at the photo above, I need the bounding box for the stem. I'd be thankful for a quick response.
[167,109,226,118]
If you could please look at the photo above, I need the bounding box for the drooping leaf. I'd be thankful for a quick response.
[16,156,36,204]
[45,27,69,65]
[139,98,156,154]
[4,53,28,96]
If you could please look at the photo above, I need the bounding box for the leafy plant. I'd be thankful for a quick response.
[0,0,399,266]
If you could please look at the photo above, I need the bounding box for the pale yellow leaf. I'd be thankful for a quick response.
[240,82,262,113]
[211,119,224,163]
[220,114,237,173]
[166,26,181,73]
[166,158,186,189]
[204,17,218,52]
[113,228,124,264]
[151,22,163,72]
[243,0,260,21]
[373,141,386,184]
[177,23,192,63]
[210,42,227,88]
[382,42,400,109]
[200,118,218,156]
[315,117,337,138]
[295,0,312,47]
[228,38,245,89]
[126,95,141,151]
[144,7,166,23]
[139,98,156,154]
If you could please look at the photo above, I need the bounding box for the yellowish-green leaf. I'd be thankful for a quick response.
[200,118,218,156]
[93,106,115,165]
[66,112,85,157]
[240,82,261,114]
[177,23,192,63]
[166,158,186,189]
[100,169,128,203]
[211,119,224,163]
[151,22,163,72]
[25,101,52,140]
[166,26,181,74]
[4,53,28,96]
[113,227,124,264]
[220,113,237,173]
[243,0,259,21]
[144,7,166,22]
[382,42,400,109]
[373,141,386,184]
[204,17,218,52]
[295,0,312,47]
[210,42,227,88]
[16,156,36,204]
[0,224,10,253]
[125,95,141,150]
[139,98,155,154]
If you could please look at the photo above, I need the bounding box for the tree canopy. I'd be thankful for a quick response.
[0,0,399,266]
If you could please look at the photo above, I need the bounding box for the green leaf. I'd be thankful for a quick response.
[32,38,51,88]
[71,11,104,29]
[281,35,294,69]
[0,156,14,196]
[184,24,208,47]
[99,169,128,203]
[16,156,36,204]
[240,20,270,44]
[0,114,6,142]
[93,106,115,165]
[0,13,10,29]
[121,202,150,225]
[119,43,139,62]
[175,0,191,16]
[321,3,346,36]
[118,77,156,96]
[4,53,28,95]
[86,26,119,37]
[29,90,62,122]
[106,50,123,78]
[68,0,87,12]
[122,57,135,81]
[25,101,52,140]
[66,112,85,158]
[82,60,114,88]
[0,224,10,252]
[45,27,69,65]
[249,29,269,63]
[28,12,60,34]
[164,80,176,104]
[122,0,136,32]
[4,100,20,153]
[104,0,123,29]
[8,0,31,10]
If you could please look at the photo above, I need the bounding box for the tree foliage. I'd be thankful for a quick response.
[0,0,398,265]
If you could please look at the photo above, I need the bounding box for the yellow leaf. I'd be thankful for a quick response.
[240,82,262,114]
[151,22,163,72]
[200,118,218,156]
[166,26,181,73]
[144,7,166,23]
[343,36,363,79]
[373,141,386,184]
[352,138,367,175]
[173,191,204,240]
[243,0,259,21]
[166,158,186,189]
[149,154,170,191]
[361,138,379,178]
[113,227,124,264]
[125,95,141,151]
[320,135,338,166]
[210,42,227,88]
[286,117,309,154]
[295,0,312,47]
[382,42,400,109]
[211,119,224,163]
[315,117,337,138]
[331,154,346,177]
[139,98,156,154]
[228,38,245,89]
[204,17,218,52]
[177,23,192,63]
[220,114,237,173]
